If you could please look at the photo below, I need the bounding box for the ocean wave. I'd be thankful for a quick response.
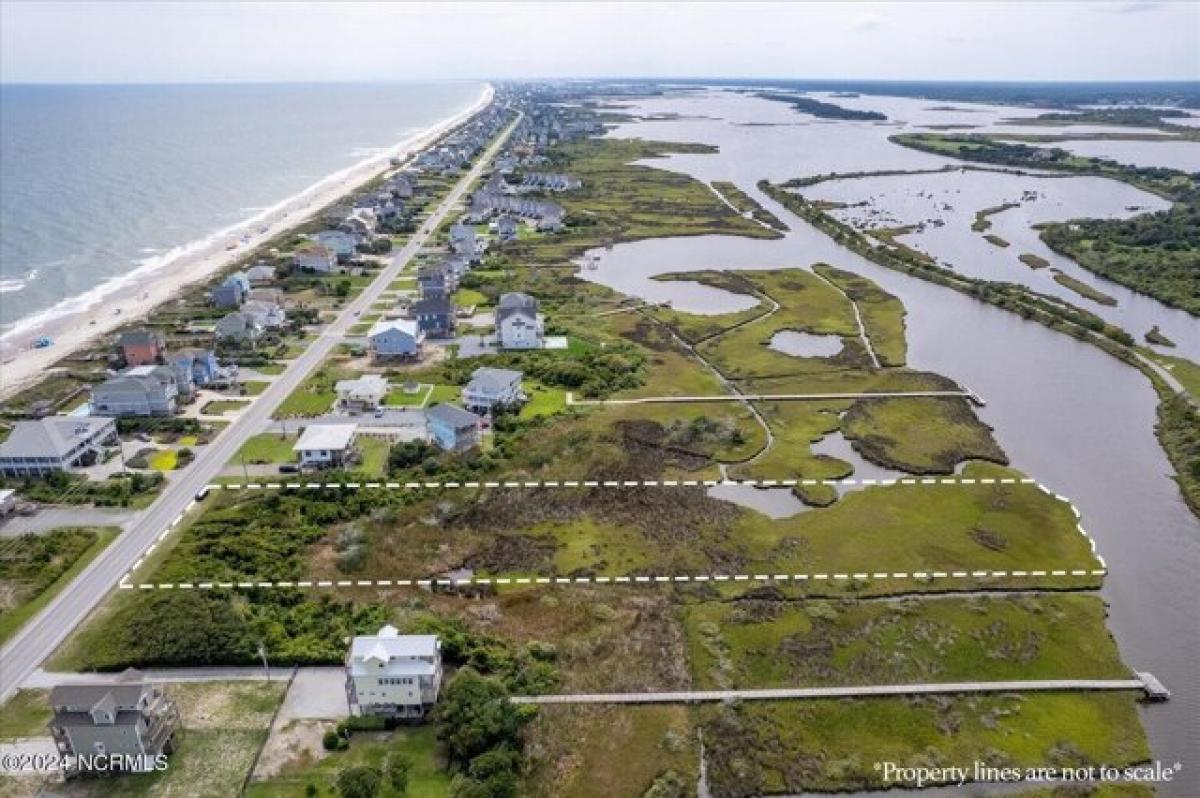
[0,83,493,345]
[0,269,37,294]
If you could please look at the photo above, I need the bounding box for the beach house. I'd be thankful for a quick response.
[293,423,358,469]
[246,263,276,286]
[417,263,454,300]
[412,297,456,338]
[166,348,223,389]
[215,311,265,344]
[496,292,544,350]
[335,374,390,412]
[241,300,287,329]
[0,416,117,477]
[293,243,337,274]
[345,627,443,719]
[425,403,481,452]
[462,367,524,414]
[49,670,181,776]
[314,230,360,259]
[117,330,165,367]
[367,319,424,360]
[211,272,250,309]
[91,366,179,417]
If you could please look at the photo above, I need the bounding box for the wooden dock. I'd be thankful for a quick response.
[512,673,1168,705]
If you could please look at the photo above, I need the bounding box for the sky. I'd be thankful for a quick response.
[1,1,1197,84]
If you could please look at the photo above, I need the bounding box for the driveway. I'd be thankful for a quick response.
[0,507,138,538]
[277,667,348,721]
[263,408,427,434]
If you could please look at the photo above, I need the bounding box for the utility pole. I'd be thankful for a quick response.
[257,642,271,683]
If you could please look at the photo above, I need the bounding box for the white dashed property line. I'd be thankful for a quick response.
[206,477,1038,491]
[117,478,1108,593]
[119,568,1109,592]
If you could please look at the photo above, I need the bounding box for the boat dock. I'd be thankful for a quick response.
[513,673,1169,705]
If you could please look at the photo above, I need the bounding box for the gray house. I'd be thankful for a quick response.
[0,416,117,477]
[417,263,454,300]
[412,297,456,338]
[91,366,179,417]
[215,311,265,344]
[462,367,524,414]
[314,230,360,259]
[368,319,424,360]
[49,670,180,776]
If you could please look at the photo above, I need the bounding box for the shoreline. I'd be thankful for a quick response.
[0,82,494,400]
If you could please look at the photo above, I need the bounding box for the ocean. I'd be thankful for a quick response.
[0,81,486,339]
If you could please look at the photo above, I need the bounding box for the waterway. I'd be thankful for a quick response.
[583,89,1200,795]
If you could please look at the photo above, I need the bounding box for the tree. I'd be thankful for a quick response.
[436,668,526,769]
[336,765,381,798]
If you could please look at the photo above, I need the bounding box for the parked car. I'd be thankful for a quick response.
[279,464,299,474]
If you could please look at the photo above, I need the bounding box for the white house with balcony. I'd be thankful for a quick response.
[293,423,358,469]
[346,626,442,719]
[496,292,544,350]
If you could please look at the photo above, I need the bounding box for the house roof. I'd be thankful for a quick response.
[0,416,115,460]
[49,670,149,711]
[348,631,440,677]
[335,375,389,396]
[294,243,334,258]
[426,403,479,430]
[412,297,454,316]
[467,367,523,393]
[293,424,357,452]
[117,330,162,348]
[368,319,421,339]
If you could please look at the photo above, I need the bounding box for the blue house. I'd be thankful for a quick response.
[211,272,250,308]
[425,403,480,452]
[167,348,223,389]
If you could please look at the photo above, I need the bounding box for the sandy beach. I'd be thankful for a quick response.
[0,83,493,401]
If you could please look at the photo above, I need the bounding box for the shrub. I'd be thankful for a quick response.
[336,765,381,798]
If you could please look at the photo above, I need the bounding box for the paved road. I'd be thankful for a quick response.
[511,677,1151,705]
[0,507,137,538]
[0,114,518,704]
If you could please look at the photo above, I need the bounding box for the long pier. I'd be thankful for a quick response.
[512,673,1168,705]
[567,389,986,407]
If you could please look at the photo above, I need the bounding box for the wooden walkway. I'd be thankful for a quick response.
[567,390,985,407]
[512,674,1167,705]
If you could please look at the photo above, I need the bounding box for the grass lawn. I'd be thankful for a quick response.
[201,400,250,415]
[519,385,568,419]
[0,689,50,739]
[0,527,119,645]
[383,384,433,407]
[236,434,298,465]
[453,287,488,308]
[426,384,461,405]
[272,364,355,418]
[148,449,179,471]
[246,725,450,798]
[355,436,390,476]
[242,380,270,396]
[256,363,287,376]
